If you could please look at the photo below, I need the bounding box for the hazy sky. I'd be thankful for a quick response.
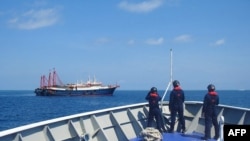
[0,0,250,90]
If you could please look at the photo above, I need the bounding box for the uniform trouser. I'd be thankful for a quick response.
[147,108,166,131]
[204,114,219,138]
[170,108,185,131]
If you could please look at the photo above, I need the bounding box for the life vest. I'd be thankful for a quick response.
[150,92,158,98]
[174,86,182,91]
[208,91,217,105]
[149,92,159,108]
[173,86,184,104]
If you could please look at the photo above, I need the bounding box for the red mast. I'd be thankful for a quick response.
[48,71,52,87]
[40,75,48,88]
[53,68,57,86]
[39,68,64,88]
[40,76,43,88]
[53,69,64,86]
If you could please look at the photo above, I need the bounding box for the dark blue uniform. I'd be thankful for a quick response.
[169,86,186,132]
[145,90,166,132]
[202,91,219,139]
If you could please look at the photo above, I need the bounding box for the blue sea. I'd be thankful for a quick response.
[0,90,249,132]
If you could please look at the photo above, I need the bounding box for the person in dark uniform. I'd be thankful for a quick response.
[145,87,167,133]
[169,80,186,133]
[201,84,219,140]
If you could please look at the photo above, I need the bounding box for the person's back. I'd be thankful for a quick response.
[202,91,219,115]
[146,90,161,109]
[169,80,186,133]
[169,86,184,109]
[201,84,219,140]
[145,87,166,133]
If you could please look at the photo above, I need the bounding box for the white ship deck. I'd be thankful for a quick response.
[0,101,249,141]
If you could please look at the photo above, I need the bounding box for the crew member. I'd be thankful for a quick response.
[169,80,186,133]
[201,84,220,140]
[145,87,167,133]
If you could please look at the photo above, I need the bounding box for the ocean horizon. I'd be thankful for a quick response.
[0,90,249,132]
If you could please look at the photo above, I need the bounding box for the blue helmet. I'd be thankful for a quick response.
[150,87,157,92]
[207,84,215,91]
[172,80,180,87]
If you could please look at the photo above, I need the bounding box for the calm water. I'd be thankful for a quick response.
[0,90,249,131]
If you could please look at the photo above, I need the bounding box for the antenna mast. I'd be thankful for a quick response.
[161,49,173,104]
[170,48,173,84]
[160,48,173,129]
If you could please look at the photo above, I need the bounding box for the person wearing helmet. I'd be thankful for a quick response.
[201,84,219,140]
[145,87,167,133]
[169,80,186,133]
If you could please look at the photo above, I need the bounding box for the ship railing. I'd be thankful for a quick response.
[219,116,224,141]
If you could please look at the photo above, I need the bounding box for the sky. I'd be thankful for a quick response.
[0,0,250,90]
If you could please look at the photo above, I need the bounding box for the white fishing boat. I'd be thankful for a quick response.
[1,49,249,141]
[34,69,119,96]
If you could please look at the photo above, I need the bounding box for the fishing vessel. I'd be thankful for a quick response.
[34,69,119,96]
[1,50,249,141]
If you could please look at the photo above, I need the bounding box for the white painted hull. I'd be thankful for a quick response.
[0,101,249,141]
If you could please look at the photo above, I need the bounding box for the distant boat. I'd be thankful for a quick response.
[34,69,119,96]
